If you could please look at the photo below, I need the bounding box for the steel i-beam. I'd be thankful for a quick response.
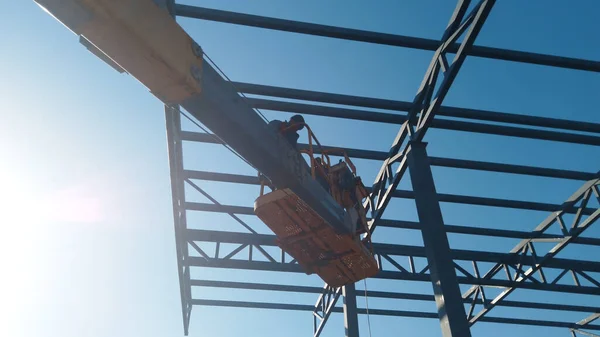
[173,4,600,72]
[408,141,473,337]
[165,105,193,335]
[343,284,360,337]
[160,1,193,334]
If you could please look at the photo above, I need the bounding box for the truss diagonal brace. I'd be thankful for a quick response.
[313,2,495,336]
[464,178,600,325]
[368,0,496,234]
[313,285,342,337]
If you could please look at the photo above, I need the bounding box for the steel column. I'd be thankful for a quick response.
[161,1,193,333]
[407,141,472,337]
[165,105,192,335]
[343,284,360,337]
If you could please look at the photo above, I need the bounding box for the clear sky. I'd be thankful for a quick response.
[1,1,599,337]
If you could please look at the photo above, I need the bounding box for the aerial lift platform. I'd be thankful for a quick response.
[34,0,378,286]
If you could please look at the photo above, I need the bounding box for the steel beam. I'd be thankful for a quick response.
[184,129,600,166]
[185,228,600,274]
[185,168,600,246]
[184,170,600,246]
[239,85,600,135]
[181,135,600,215]
[191,279,600,314]
[185,190,597,217]
[187,256,600,295]
[185,162,596,187]
[427,157,597,181]
[246,99,600,146]
[184,227,600,295]
[173,5,600,72]
[376,218,600,246]
[183,170,600,245]
[188,299,600,330]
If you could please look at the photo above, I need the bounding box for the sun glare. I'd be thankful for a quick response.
[0,174,41,228]
[0,174,104,229]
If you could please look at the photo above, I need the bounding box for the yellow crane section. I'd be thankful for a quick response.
[35,0,203,104]
[34,0,379,288]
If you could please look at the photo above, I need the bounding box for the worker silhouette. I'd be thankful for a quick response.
[268,114,305,149]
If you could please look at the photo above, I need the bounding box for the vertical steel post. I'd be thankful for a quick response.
[160,0,191,334]
[407,141,472,337]
[165,105,192,335]
[342,283,359,337]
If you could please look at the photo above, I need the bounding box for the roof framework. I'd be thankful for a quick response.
[161,1,600,337]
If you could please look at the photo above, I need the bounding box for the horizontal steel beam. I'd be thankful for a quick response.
[182,131,597,181]
[248,98,600,146]
[428,157,597,181]
[376,218,600,246]
[184,184,597,216]
[191,279,600,314]
[183,170,600,245]
[185,229,600,274]
[187,256,600,295]
[189,299,600,330]
[173,5,600,72]
[240,84,600,135]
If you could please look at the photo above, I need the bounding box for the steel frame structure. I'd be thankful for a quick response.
[90,0,599,336]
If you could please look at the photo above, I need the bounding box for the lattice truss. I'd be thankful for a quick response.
[161,1,600,337]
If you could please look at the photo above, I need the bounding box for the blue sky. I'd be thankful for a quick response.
[1,1,599,337]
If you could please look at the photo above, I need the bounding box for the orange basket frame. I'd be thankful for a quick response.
[259,122,373,247]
